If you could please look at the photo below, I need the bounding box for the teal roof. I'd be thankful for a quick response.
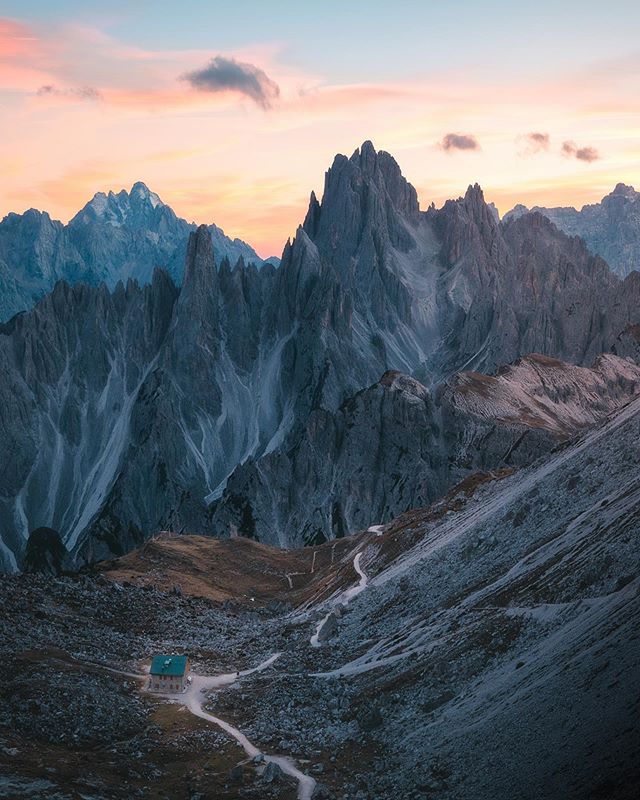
[150,654,188,676]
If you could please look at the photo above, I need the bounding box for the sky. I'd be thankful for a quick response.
[1,1,639,257]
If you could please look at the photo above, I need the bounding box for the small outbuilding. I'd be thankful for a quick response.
[149,654,190,693]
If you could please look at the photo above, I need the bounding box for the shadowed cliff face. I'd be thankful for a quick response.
[2,142,640,569]
[211,354,640,547]
[506,182,640,278]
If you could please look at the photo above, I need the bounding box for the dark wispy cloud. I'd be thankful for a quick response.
[517,131,550,156]
[440,133,480,152]
[561,140,600,162]
[37,84,102,101]
[181,56,280,109]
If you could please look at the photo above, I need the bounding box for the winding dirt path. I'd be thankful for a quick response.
[310,549,369,646]
[169,654,316,800]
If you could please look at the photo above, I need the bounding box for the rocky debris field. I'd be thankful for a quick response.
[0,573,295,799]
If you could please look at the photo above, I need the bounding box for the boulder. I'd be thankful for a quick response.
[262,761,285,783]
[317,612,339,643]
[23,528,71,575]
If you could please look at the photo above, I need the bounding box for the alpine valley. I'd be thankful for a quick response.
[1,143,639,800]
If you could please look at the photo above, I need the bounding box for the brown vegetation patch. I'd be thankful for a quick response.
[526,352,566,367]
[100,530,372,610]
[451,371,496,397]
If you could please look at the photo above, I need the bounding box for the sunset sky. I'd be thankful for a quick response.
[1,1,639,256]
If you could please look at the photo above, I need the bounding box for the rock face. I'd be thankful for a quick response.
[0,182,274,322]
[211,354,640,547]
[312,389,640,800]
[444,352,640,437]
[612,323,640,362]
[0,271,179,570]
[430,198,640,376]
[505,183,640,278]
[2,142,640,569]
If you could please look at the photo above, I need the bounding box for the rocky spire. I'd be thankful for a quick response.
[182,224,219,295]
[302,191,321,237]
[169,224,222,359]
[434,183,501,267]
[300,141,420,265]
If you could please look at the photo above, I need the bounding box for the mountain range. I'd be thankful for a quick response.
[0,181,278,323]
[1,141,640,571]
[505,182,640,277]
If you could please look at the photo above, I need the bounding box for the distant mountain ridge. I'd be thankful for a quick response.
[505,183,640,277]
[0,182,278,322]
[3,176,639,323]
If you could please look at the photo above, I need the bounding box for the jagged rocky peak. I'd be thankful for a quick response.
[606,182,637,202]
[433,181,501,267]
[182,224,218,291]
[435,182,493,227]
[302,140,420,260]
[130,180,162,207]
[349,140,419,218]
[173,224,222,347]
[302,190,321,237]
[70,181,166,228]
[462,183,499,229]
[611,182,636,195]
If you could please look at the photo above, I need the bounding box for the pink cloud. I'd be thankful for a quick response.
[561,140,600,162]
[440,132,480,152]
[516,131,551,156]
[0,18,39,58]
[0,17,57,89]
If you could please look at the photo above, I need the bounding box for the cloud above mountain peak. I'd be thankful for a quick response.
[441,133,480,152]
[181,56,280,109]
[561,140,600,162]
[37,85,102,102]
[517,131,550,156]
